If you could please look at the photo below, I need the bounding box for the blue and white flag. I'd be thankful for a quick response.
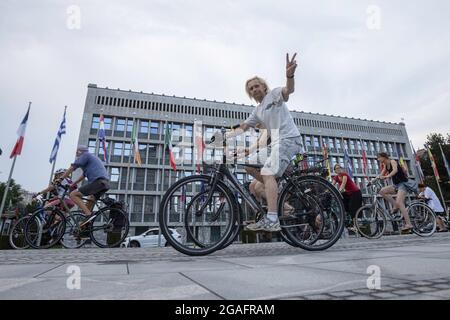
[49,108,67,163]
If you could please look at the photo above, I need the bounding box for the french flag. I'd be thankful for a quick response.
[10,106,31,158]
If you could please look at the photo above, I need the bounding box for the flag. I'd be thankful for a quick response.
[131,121,142,166]
[343,147,354,179]
[428,148,440,180]
[10,106,31,158]
[322,139,331,178]
[361,140,369,179]
[439,144,450,178]
[98,115,108,162]
[49,108,67,163]
[195,130,206,173]
[164,123,177,171]
[411,144,425,183]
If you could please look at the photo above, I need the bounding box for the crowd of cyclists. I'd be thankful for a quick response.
[8,53,448,253]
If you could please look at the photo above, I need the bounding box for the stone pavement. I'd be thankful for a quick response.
[0,233,449,300]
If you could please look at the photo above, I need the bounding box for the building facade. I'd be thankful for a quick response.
[78,84,417,236]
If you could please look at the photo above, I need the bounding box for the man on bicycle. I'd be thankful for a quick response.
[56,145,110,218]
[225,53,303,232]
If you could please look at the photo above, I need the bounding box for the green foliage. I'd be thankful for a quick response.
[0,179,24,211]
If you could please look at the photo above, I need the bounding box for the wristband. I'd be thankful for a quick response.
[287,75,294,79]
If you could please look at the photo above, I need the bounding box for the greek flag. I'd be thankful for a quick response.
[344,147,354,179]
[49,108,67,163]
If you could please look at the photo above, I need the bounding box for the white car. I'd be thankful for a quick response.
[121,228,182,248]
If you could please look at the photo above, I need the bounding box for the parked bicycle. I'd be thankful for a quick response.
[158,127,345,256]
[354,178,437,239]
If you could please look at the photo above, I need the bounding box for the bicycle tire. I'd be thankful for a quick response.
[354,205,386,239]
[278,175,345,251]
[61,211,89,249]
[89,207,130,248]
[9,216,30,250]
[159,175,237,256]
[408,202,436,237]
[24,208,66,249]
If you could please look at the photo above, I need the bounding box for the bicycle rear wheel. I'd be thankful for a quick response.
[25,208,66,249]
[159,175,237,256]
[278,176,345,251]
[409,203,436,237]
[89,207,130,248]
[9,216,30,250]
[355,205,386,239]
[61,212,89,249]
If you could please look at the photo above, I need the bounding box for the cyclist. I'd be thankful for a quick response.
[332,164,362,231]
[418,183,447,232]
[377,152,417,233]
[224,53,303,232]
[56,145,110,218]
[33,168,76,210]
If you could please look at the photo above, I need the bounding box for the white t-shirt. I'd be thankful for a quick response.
[420,187,444,213]
[55,178,72,197]
[244,87,300,144]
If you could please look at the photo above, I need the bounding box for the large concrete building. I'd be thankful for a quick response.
[78,84,418,236]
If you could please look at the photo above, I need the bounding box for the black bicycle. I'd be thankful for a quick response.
[24,184,130,249]
[158,128,345,256]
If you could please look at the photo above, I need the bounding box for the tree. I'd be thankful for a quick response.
[420,132,450,202]
[0,179,24,212]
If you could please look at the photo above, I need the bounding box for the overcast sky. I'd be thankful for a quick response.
[1,0,449,192]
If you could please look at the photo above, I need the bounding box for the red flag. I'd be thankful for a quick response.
[428,148,440,180]
[10,106,31,158]
[195,135,206,173]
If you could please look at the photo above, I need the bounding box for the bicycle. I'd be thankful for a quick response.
[24,184,130,249]
[354,178,437,239]
[158,127,345,256]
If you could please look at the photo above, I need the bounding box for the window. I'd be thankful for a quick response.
[103,117,112,130]
[305,136,312,146]
[113,142,123,156]
[313,136,320,148]
[151,121,159,135]
[110,167,120,182]
[124,143,131,156]
[350,140,356,151]
[98,141,109,158]
[140,120,149,133]
[88,140,96,153]
[116,118,126,131]
[184,147,193,164]
[336,139,342,150]
[126,119,134,133]
[185,124,193,138]
[91,116,100,129]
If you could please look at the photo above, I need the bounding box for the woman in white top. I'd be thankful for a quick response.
[418,183,447,232]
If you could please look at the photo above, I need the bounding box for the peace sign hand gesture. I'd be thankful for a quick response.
[286,53,298,78]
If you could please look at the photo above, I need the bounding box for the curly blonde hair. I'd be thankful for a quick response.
[245,76,270,99]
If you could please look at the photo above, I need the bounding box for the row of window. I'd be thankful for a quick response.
[95,95,403,136]
[293,117,403,136]
[90,116,408,158]
[96,95,250,120]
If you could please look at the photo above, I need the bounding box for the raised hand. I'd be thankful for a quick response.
[286,53,298,78]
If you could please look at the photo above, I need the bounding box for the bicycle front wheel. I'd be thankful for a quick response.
[61,212,89,249]
[355,205,386,239]
[25,208,66,249]
[9,216,30,250]
[409,202,436,237]
[159,174,238,256]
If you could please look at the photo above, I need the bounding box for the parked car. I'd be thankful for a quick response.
[121,228,182,248]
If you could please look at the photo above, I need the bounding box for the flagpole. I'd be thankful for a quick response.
[158,117,169,247]
[0,156,17,216]
[125,113,136,214]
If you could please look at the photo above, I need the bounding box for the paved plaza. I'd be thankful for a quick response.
[0,233,449,300]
